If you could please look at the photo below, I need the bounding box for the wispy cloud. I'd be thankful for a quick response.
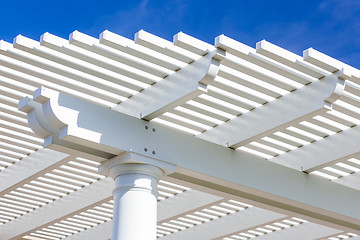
[87,0,189,41]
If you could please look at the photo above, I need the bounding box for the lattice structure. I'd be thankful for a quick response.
[0,29,360,239]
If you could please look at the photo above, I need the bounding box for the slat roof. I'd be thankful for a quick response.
[0,29,360,239]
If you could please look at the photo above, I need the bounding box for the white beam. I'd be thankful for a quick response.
[59,175,360,240]
[237,222,341,240]
[62,189,222,240]
[1,174,222,240]
[304,48,360,78]
[0,177,114,240]
[197,70,347,148]
[173,31,215,55]
[333,172,360,191]
[134,30,199,63]
[314,233,360,240]
[159,207,285,240]
[0,148,70,196]
[63,220,112,240]
[100,30,186,71]
[19,87,360,231]
[270,124,360,172]
[255,40,329,78]
[112,48,225,120]
[216,36,318,85]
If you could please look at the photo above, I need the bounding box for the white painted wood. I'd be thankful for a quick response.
[314,233,360,240]
[40,33,163,86]
[304,48,360,77]
[0,30,359,238]
[113,48,225,120]
[0,148,70,196]
[0,177,114,240]
[100,30,186,71]
[197,72,346,148]
[109,164,163,240]
[256,40,329,78]
[333,172,360,191]
[236,222,341,240]
[61,189,222,240]
[63,220,112,240]
[70,31,173,78]
[134,30,199,63]
[157,189,223,221]
[173,32,215,55]
[159,207,285,240]
[19,87,360,231]
[2,177,222,240]
[270,124,360,172]
[13,35,139,98]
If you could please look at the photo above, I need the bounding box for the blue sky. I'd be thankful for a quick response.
[1,0,359,68]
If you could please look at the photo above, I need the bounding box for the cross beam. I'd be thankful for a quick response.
[198,69,350,148]
[19,87,360,231]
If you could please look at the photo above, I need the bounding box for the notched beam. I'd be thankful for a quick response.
[112,48,225,120]
[270,124,360,172]
[197,68,350,149]
[18,87,360,231]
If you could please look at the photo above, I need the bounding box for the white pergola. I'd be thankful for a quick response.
[0,29,359,240]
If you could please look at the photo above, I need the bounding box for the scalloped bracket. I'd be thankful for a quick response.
[112,48,226,120]
[197,68,350,148]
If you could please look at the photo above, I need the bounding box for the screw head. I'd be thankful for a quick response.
[144,148,148,152]
[152,151,156,155]
[145,126,148,130]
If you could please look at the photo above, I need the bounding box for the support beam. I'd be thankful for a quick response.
[112,48,225,120]
[235,222,341,240]
[270,124,360,172]
[159,207,285,240]
[314,232,360,240]
[63,220,112,240]
[18,87,360,231]
[0,177,114,240]
[1,173,222,240]
[215,217,341,240]
[0,148,69,196]
[197,70,348,149]
[333,172,360,191]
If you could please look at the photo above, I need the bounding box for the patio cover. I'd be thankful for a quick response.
[0,30,360,239]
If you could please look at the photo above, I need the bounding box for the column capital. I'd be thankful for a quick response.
[97,151,176,177]
[109,163,163,181]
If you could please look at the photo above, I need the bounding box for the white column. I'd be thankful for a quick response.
[109,163,163,240]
